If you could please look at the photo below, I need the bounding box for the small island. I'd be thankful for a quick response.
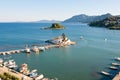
[89,16,120,30]
[42,23,65,30]
[45,33,76,46]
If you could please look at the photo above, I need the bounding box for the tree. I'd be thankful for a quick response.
[62,33,66,41]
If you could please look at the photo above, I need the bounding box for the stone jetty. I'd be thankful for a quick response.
[113,72,120,80]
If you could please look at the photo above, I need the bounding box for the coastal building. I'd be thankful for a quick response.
[51,36,64,44]
[46,33,73,46]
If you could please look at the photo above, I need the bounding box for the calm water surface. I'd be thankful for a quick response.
[0,23,120,80]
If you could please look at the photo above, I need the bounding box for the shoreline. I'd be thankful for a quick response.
[0,66,33,80]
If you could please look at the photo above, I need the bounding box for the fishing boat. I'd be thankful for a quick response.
[101,71,111,76]
[109,66,118,70]
[112,63,120,66]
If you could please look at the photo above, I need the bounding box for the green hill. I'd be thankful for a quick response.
[89,16,120,30]
[63,13,112,23]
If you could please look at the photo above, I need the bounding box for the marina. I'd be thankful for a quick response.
[0,23,120,80]
[0,58,58,80]
[0,33,76,80]
[100,56,120,80]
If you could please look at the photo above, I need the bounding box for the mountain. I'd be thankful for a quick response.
[89,16,120,30]
[63,13,112,23]
[35,20,61,23]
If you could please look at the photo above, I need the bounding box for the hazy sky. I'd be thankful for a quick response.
[0,0,120,22]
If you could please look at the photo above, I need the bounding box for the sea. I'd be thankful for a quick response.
[0,23,120,80]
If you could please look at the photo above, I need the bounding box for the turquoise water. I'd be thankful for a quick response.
[0,23,120,80]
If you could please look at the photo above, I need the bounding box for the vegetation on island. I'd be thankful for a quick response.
[42,23,65,30]
[0,72,20,80]
[89,16,120,30]
[62,33,66,42]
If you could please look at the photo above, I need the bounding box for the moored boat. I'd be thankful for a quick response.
[112,63,120,66]
[3,60,17,69]
[115,57,120,61]
[109,66,118,70]
[35,74,44,80]
[32,46,40,53]
[80,36,84,39]
[101,71,111,76]
[25,48,31,53]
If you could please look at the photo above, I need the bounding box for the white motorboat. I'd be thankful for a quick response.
[4,60,17,69]
[35,74,44,80]
[38,47,45,51]
[112,63,120,66]
[80,36,84,39]
[109,66,118,70]
[8,65,17,69]
[101,71,111,76]
[29,69,38,78]
[25,45,31,53]
[115,57,120,61]
[25,48,31,53]
[30,69,37,73]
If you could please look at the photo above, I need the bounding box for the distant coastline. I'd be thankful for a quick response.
[1,13,120,30]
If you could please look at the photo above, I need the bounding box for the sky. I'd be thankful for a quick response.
[0,0,120,22]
